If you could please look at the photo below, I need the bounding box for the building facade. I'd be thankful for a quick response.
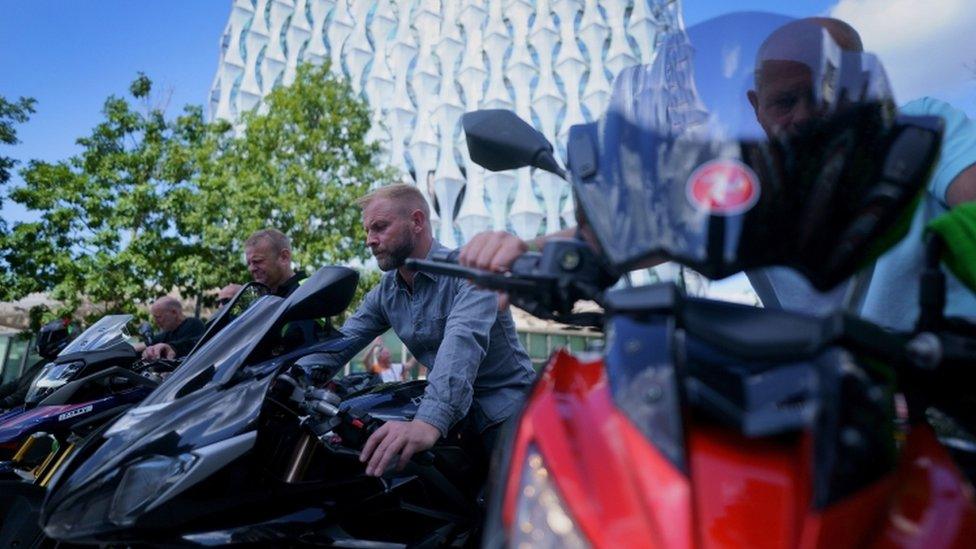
[209,0,684,248]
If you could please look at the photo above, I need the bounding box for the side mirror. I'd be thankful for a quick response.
[227,284,271,317]
[462,109,566,178]
[280,266,359,323]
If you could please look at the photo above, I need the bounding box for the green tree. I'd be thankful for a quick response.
[0,95,37,301]
[177,62,392,297]
[5,63,392,319]
[6,75,228,317]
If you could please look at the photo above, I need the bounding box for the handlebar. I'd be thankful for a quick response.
[427,247,547,279]
[408,239,615,328]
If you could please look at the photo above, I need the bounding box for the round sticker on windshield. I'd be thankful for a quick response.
[686,159,760,215]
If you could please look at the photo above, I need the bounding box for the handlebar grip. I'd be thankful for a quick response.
[510,252,541,275]
[430,247,538,275]
[429,249,460,263]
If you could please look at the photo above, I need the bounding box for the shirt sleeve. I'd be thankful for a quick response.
[414,279,498,436]
[900,97,976,205]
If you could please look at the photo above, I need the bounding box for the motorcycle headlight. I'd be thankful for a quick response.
[509,445,589,548]
[26,360,84,404]
[107,453,197,527]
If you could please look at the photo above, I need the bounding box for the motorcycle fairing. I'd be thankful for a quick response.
[40,335,353,541]
[0,388,149,446]
[57,315,133,357]
[603,283,898,506]
[41,267,365,542]
[494,333,976,547]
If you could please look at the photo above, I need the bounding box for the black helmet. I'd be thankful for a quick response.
[35,318,77,360]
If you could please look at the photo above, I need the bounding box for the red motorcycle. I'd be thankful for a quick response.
[410,12,976,548]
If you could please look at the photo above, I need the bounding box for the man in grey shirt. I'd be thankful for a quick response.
[327,184,534,477]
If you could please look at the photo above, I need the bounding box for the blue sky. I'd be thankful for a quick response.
[0,0,229,224]
[682,0,834,26]
[2,0,974,230]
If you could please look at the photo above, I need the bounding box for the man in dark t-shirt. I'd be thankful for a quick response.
[141,296,205,360]
[245,228,320,350]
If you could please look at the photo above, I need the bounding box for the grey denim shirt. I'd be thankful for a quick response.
[327,242,535,435]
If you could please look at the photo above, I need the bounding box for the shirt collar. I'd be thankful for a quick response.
[274,271,306,297]
[393,240,446,289]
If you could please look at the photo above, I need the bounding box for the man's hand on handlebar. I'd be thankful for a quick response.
[459,231,529,309]
[142,343,176,361]
[459,228,583,309]
[459,231,530,273]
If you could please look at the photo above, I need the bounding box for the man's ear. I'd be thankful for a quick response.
[747,90,760,115]
[279,248,292,263]
[411,209,426,234]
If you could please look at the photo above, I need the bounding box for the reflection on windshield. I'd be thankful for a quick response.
[141,296,283,405]
[574,12,900,287]
[59,315,133,356]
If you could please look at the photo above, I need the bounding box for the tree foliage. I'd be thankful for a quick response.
[0,96,35,189]
[4,63,393,319]
[0,95,37,301]
[176,62,392,297]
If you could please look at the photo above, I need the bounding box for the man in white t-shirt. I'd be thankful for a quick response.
[743,20,976,328]
[368,345,405,383]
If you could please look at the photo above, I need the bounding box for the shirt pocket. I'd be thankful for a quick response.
[416,314,448,352]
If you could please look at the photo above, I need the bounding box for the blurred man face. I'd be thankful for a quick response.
[245,238,291,289]
[748,18,864,139]
[749,60,816,138]
[362,197,417,271]
[150,304,182,332]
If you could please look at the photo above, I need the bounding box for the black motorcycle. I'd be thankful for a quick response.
[0,283,270,548]
[0,318,78,413]
[40,266,486,546]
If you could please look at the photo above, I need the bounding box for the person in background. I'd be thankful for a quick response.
[216,283,243,309]
[367,344,405,383]
[245,228,321,350]
[245,229,304,297]
[140,296,205,360]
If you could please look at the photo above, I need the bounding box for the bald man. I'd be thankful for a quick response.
[142,296,206,360]
[742,17,976,326]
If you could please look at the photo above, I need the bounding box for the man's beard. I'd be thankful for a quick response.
[375,237,414,271]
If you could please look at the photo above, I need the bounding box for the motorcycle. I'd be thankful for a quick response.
[0,284,269,548]
[0,316,157,547]
[405,13,976,547]
[0,318,78,414]
[0,315,156,461]
[39,266,487,546]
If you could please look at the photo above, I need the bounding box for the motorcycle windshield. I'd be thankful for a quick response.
[58,315,133,355]
[572,12,910,289]
[138,295,284,405]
